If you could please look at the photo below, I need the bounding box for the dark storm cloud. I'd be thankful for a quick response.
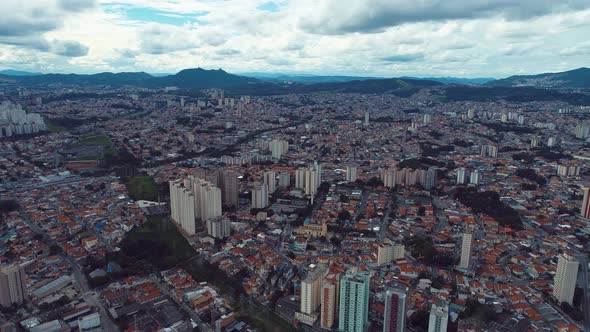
[381,54,424,62]
[51,40,89,57]
[301,0,590,34]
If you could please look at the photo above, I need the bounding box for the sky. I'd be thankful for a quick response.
[0,0,589,78]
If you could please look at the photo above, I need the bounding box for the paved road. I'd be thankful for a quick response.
[20,210,120,332]
[150,275,213,332]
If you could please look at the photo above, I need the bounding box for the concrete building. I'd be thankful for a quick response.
[321,273,339,330]
[456,168,469,185]
[575,123,590,139]
[78,312,101,331]
[269,139,289,159]
[553,253,579,305]
[295,168,306,190]
[219,169,239,208]
[264,171,276,194]
[382,168,396,188]
[339,270,370,332]
[423,114,432,124]
[346,165,358,183]
[469,170,482,185]
[0,264,27,307]
[480,144,498,158]
[377,241,405,266]
[459,228,474,270]
[252,184,269,209]
[428,303,449,332]
[383,288,407,332]
[0,101,46,138]
[582,187,590,219]
[296,265,327,326]
[364,112,369,126]
[170,176,222,236]
[278,172,291,188]
[206,217,231,239]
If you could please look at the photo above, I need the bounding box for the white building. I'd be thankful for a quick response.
[459,229,473,270]
[269,139,289,159]
[456,168,469,185]
[264,170,276,194]
[206,217,231,239]
[428,303,449,332]
[0,101,46,137]
[252,184,269,209]
[346,165,357,183]
[553,253,579,305]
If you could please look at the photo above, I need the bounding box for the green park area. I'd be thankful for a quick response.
[125,176,159,201]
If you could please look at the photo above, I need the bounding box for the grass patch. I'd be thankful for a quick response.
[75,134,112,147]
[44,118,68,132]
[126,176,158,201]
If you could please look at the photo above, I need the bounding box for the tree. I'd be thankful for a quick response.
[338,210,351,221]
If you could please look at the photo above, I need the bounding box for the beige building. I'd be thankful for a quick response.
[377,241,405,266]
[459,228,473,270]
[0,264,27,307]
[321,273,339,330]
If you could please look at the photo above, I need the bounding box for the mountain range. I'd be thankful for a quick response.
[486,67,590,88]
[0,67,588,92]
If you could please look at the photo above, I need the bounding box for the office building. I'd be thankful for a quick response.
[459,228,474,270]
[219,169,239,208]
[346,165,357,183]
[321,273,339,330]
[383,288,407,332]
[339,271,370,332]
[456,168,469,185]
[278,172,290,188]
[252,184,269,209]
[206,216,231,239]
[269,139,289,159]
[264,170,276,194]
[0,264,27,307]
[428,303,449,332]
[553,253,579,305]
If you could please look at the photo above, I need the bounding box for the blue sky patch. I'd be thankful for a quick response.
[103,4,209,26]
[256,1,280,12]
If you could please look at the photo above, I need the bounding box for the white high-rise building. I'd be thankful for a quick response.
[364,112,369,126]
[339,271,370,332]
[297,265,328,326]
[470,170,482,185]
[0,101,47,138]
[170,176,222,236]
[547,136,557,147]
[346,165,357,183]
[553,253,579,305]
[423,114,432,124]
[384,288,407,332]
[456,168,469,185]
[582,187,590,219]
[295,168,306,189]
[382,168,397,188]
[517,114,525,125]
[206,217,231,239]
[264,170,276,194]
[278,172,290,188]
[467,109,475,119]
[459,228,474,270]
[428,303,449,332]
[252,184,269,209]
[269,139,289,159]
[480,145,498,158]
[575,123,590,139]
[0,264,27,307]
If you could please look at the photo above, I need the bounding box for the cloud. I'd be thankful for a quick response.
[137,24,199,54]
[59,0,96,12]
[381,53,424,62]
[299,0,590,34]
[51,40,89,57]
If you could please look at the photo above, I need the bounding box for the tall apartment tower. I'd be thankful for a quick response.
[170,176,222,236]
[251,184,269,209]
[339,271,370,332]
[206,217,231,239]
[469,170,482,185]
[575,123,590,139]
[428,303,449,332]
[480,145,498,158]
[295,168,306,189]
[346,165,358,183]
[297,265,327,325]
[219,169,239,208]
[0,264,27,307]
[553,253,579,305]
[278,172,291,188]
[169,180,197,235]
[382,168,397,189]
[383,288,407,332]
[364,112,370,126]
[456,168,469,185]
[459,227,474,270]
[269,139,289,159]
[582,187,590,219]
[321,273,340,330]
[264,171,276,194]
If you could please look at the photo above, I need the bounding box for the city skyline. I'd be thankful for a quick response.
[1,0,590,77]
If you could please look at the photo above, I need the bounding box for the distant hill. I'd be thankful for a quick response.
[0,69,43,76]
[486,67,590,88]
[402,76,495,85]
[0,68,258,89]
[242,72,383,83]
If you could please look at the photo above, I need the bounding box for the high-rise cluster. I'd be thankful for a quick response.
[381,167,437,190]
[0,101,46,137]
